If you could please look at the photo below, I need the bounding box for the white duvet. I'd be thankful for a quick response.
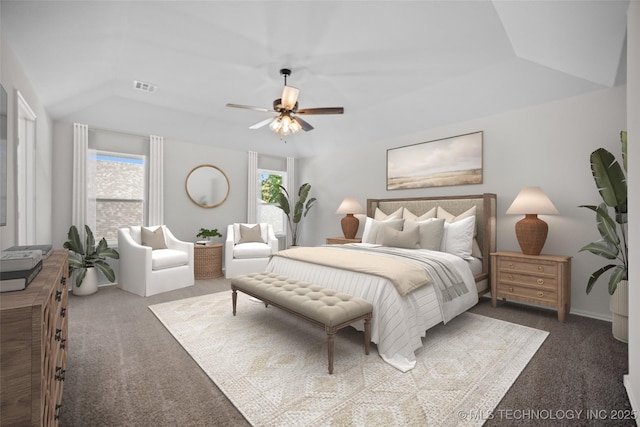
[266,245,478,372]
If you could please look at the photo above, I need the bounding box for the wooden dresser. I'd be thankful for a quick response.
[1,250,69,426]
[490,251,571,322]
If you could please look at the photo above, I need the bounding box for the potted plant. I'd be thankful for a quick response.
[276,183,317,246]
[196,227,222,242]
[579,131,628,342]
[63,225,120,296]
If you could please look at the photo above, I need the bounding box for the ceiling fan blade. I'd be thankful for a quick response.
[281,86,299,110]
[226,103,275,113]
[249,117,275,130]
[297,107,344,115]
[293,115,314,132]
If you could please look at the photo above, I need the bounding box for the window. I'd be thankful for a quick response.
[89,151,146,244]
[257,169,286,236]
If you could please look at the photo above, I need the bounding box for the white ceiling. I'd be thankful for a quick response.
[0,1,629,158]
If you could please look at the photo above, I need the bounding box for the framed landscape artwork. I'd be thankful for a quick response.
[387,131,483,190]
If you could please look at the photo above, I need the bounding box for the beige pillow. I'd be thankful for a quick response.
[374,206,403,220]
[238,224,265,244]
[372,218,405,244]
[403,207,436,221]
[381,222,420,249]
[141,226,167,250]
[416,218,446,251]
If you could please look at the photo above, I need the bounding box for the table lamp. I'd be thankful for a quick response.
[506,186,558,256]
[336,197,364,239]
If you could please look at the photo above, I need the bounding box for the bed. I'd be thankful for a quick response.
[265,193,497,372]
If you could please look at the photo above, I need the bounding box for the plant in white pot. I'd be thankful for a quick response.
[63,225,120,296]
[196,227,222,242]
[579,131,628,342]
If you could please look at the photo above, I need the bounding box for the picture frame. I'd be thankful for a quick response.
[387,131,483,190]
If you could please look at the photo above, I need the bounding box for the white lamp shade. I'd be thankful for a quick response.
[506,186,559,215]
[336,197,364,215]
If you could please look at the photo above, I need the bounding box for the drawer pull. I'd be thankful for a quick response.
[60,338,66,350]
[508,263,514,268]
[60,276,66,285]
[60,307,66,317]
[537,291,544,297]
[538,266,544,272]
[56,290,62,301]
[55,329,62,341]
[537,279,544,285]
[508,274,514,280]
[509,287,514,292]
[55,367,66,381]
[55,404,62,420]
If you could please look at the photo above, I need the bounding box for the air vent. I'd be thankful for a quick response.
[133,80,157,93]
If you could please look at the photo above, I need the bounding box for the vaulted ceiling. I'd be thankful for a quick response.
[0,1,629,158]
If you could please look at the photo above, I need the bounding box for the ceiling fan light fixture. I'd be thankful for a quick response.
[281,86,299,111]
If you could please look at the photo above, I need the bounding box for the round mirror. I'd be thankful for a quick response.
[185,164,230,208]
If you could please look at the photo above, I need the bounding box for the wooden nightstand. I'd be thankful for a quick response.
[490,251,572,322]
[326,237,362,244]
[194,243,223,279]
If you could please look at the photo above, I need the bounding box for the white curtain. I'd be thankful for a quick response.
[72,123,88,240]
[148,135,164,226]
[286,156,295,246]
[247,151,258,223]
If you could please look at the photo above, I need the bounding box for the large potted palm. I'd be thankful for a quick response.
[63,225,120,296]
[579,131,628,342]
[276,183,317,246]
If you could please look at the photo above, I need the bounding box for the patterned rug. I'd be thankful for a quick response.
[149,291,548,426]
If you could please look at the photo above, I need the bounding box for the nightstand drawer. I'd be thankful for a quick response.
[497,271,557,290]
[498,283,558,304]
[498,257,558,276]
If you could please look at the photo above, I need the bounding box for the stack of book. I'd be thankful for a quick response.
[0,250,43,292]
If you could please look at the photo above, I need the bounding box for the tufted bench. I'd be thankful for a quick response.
[231,272,373,374]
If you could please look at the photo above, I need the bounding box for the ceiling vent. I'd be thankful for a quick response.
[133,80,157,93]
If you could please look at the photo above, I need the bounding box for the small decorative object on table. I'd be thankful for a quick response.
[196,227,222,242]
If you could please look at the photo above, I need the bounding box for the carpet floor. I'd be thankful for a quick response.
[59,278,633,426]
[149,291,548,426]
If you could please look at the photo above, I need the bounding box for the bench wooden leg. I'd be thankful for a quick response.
[232,288,237,316]
[364,315,371,355]
[327,330,335,374]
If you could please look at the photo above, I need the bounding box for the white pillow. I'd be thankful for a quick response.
[374,207,403,220]
[437,206,482,258]
[440,216,475,259]
[233,223,268,245]
[362,217,404,244]
[403,207,436,221]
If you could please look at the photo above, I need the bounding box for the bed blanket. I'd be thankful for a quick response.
[273,246,432,296]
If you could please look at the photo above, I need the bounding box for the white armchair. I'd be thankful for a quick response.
[117,225,194,297]
[225,223,279,278]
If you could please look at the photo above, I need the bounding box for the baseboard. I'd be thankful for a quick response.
[623,375,639,425]
[569,308,612,322]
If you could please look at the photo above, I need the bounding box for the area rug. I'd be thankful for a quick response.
[149,291,548,426]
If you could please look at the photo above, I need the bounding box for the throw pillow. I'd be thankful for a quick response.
[141,226,167,250]
[362,217,405,244]
[381,221,420,249]
[233,223,268,244]
[403,207,436,221]
[374,206,403,220]
[440,215,475,259]
[238,224,265,244]
[437,206,482,258]
[415,218,446,251]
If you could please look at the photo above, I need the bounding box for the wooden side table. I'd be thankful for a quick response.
[326,237,362,244]
[490,251,572,322]
[194,243,223,279]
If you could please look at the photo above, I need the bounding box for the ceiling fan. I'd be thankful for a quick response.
[226,68,344,136]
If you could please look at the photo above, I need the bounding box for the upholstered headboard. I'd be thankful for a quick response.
[367,193,497,295]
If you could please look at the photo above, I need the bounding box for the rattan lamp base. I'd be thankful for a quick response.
[341,214,359,240]
[515,214,548,256]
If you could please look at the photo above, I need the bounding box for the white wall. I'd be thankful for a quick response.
[624,0,639,415]
[302,85,627,320]
[0,39,53,250]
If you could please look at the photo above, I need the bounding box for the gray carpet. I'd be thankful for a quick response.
[59,279,633,426]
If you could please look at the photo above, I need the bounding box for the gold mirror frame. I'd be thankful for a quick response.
[185,164,230,208]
